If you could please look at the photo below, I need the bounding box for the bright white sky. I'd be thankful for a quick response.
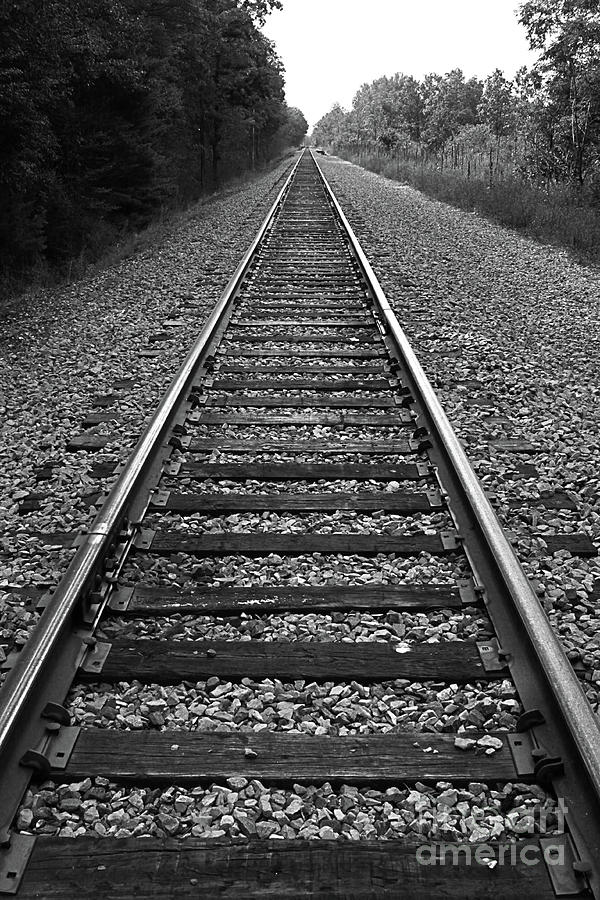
[262,0,537,130]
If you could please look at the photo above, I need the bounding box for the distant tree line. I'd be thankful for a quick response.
[312,0,600,196]
[0,0,307,289]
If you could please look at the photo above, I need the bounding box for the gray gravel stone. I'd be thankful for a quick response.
[99,607,492,644]
[0,155,297,660]
[67,677,520,735]
[318,153,600,685]
[16,777,560,842]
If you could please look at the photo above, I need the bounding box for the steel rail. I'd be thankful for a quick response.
[0,152,304,793]
[312,149,600,886]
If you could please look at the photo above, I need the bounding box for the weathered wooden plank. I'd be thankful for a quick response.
[256,254,347,259]
[253,257,349,263]
[36,532,80,549]
[61,730,521,783]
[17,837,556,899]
[507,492,577,511]
[146,532,450,557]
[253,261,349,266]
[33,463,59,481]
[125,583,462,614]
[251,270,355,275]
[482,415,511,426]
[253,265,354,269]
[87,638,493,682]
[419,348,462,358]
[92,393,121,407]
[246,289,363,297]
[181,460,419,479]
[244,298,366,305]
[211,379,391,391]
[19,491,101,514]
[66,434,112,451]
[185,443,415,458]
[233,319,371,327]
[489,439,540,453]
[257,256,346,260]
[543,534,596,556]
[196,412,406,426]
[238,306,368,316]
[267,268,347,283]
[512,462,540,477]
[203,396,396,409]
[225,349,386,358]
[408,332,452,341]
[477,460,540,479]
[155,492,435,514]
[83,412,119,427]
[217,365,386,374]
[42,530,595,558]
[264,251,348,264]
[17,495,47,515]
[223,332,380,344]
[463,397,494,409]
[1,585,49,600]
[242,296,366,302]
[240,310,369,319]
[89,462,120,478]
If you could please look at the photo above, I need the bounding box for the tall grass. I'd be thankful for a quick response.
[336,146,600,264]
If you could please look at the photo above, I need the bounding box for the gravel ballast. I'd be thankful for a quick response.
[319,154,600,693]
[18,777,556,842]
[67,677,517,733]
[0,155,298,658]
[122,553,470,588]
[98,606,492,643]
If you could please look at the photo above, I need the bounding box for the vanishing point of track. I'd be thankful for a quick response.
[1,149,600,897]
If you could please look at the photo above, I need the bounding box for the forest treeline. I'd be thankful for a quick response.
[312,0,600,258]
[0,0,307,292]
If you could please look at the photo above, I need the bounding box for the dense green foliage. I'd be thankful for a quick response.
[313,1,600,197]
[0,0,307,287]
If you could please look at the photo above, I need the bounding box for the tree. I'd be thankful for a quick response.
[350,75,424,150]
[519,0,600,184]
[275,106,308,148]
[478,69,516,139]
[0,0,303,290]
[422,69,483,150]
[239,0,283,26]
[312,104,351,147]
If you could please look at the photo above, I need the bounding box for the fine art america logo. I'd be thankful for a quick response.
[415,840,566,869]
[415,801,569,869]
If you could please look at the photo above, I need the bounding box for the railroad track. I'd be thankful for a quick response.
[1,149,600,897]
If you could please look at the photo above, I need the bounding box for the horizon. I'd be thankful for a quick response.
[262,0,537,130]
